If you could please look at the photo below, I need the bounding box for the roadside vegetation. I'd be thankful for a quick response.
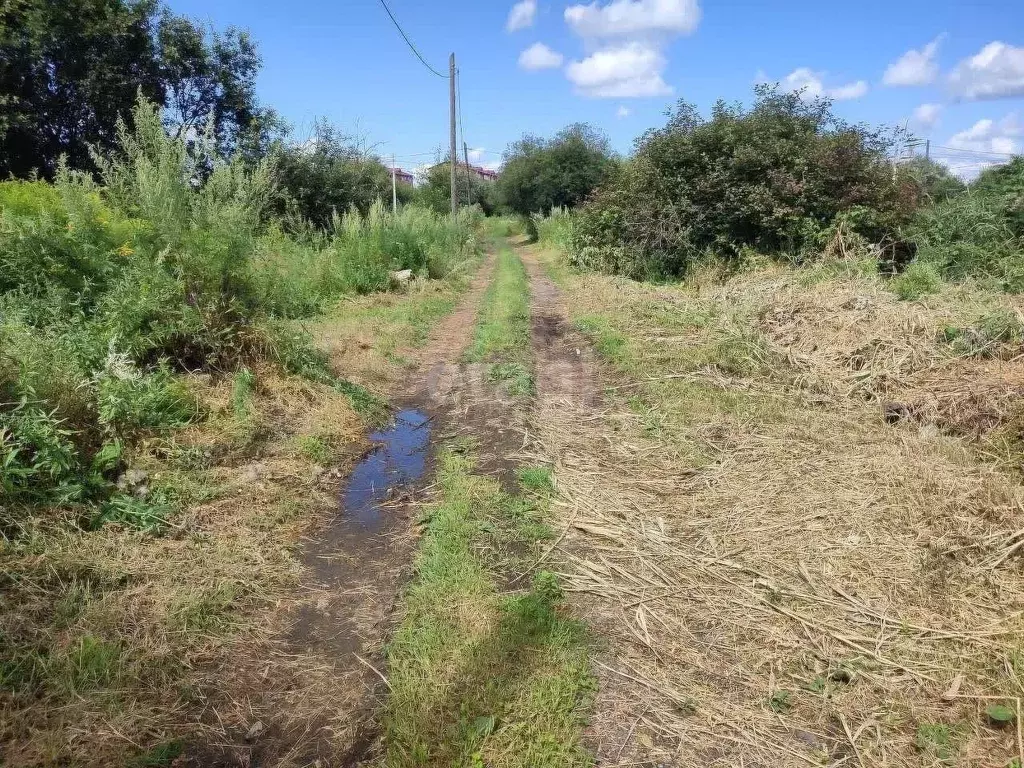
[0,96,482,765]
[532,85,1023,299]
[382,445,593,768]
[465,245,534,396]
[1,98,478,519]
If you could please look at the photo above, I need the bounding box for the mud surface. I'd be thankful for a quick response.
[179,258,501,768]
[523,254,600,408]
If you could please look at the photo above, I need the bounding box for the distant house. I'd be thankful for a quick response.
[392,167,414,186]
[430,161,500,183]
[469,164,499,182]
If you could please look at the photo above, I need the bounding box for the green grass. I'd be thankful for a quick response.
[465,246,531,363]
[916,722,961,764]
[333,288,464,361]
[545,257,783,465]
[517,465,554,493]
[891,261,943,301]
[465,246,534,395]
[129,741,184,767]
[382,446,594,768]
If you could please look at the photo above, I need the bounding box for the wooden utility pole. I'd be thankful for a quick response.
[449,53,457,216]
[463,141,471,207]
[391,153,397,213]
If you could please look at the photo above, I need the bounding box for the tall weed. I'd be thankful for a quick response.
[0,97,478,521]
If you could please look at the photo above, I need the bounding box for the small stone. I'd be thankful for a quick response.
[389,269,413,288]
[244,720,265,741]
[239,464,264,483]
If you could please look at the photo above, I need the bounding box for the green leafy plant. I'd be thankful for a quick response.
[986,702,1017,726]
[768,690,793,713]
[915,722,959,764]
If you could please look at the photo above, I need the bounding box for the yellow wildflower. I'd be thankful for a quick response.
[116,243,135,257]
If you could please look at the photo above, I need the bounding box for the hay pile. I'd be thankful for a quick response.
[535,262,1024,767]
[742,267,1024,459]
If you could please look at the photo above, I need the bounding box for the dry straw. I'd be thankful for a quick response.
[533,263,1024,767]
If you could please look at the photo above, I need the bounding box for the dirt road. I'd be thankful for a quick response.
[176,236,1024,768]
[179,255,525,766]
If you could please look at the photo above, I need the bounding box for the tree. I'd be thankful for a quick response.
[496,123,614,215]
[273,119,392,229]
[0,0,164,178]
[0,0,267,179]
[156,14,266,157]
[903,157,965,204]
[571,85,915,278]
[412,158,498,215]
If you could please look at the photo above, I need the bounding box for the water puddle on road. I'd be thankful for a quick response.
[342,408,431,528]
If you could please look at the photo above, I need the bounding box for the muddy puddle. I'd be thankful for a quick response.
[343,408,431,528]
[285,407,433,662]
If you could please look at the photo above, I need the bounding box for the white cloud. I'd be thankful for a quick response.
[939,113,1021,178]
[948,114,1021,153]
[560,0,698,100]
[949,42,1024,100]
[506,0,537,32]
[565,42,671,98]
[829,79,868,100]
[912,103,942,129]
[564,0,701,39]
[518,42,564,71]
[616,105,631,118]
[883,37,942,86]
[777,67,868,101]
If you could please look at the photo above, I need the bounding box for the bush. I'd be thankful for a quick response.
[95,359,198,439]
[909,157,1024,292]
[534,207,574,251]
[496,124,614,216]
[272,119,393,229]
[568,86,913,280]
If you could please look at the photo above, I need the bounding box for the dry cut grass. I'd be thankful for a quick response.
[533,249,1024,767]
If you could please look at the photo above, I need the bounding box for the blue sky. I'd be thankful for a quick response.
[166,0,1024,177]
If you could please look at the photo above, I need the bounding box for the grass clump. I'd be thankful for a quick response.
[915,722,961,764]
[488,361,535,396]
[518,465,555,493]
[534,207,574,252]
[465,246,534,395]
[383,447,594,767]
[942,306,1024,358]
[891,261,943,300]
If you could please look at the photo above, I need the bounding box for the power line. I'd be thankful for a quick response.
[457,69,466,156]
[376,0,446,78]
[930,145,1017,158]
